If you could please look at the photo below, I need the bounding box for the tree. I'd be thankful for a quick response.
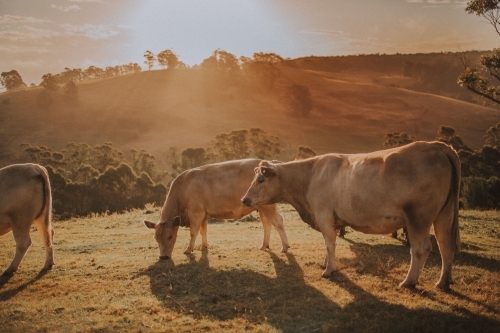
[286,84,313,117]
[458,0,500,104]
[201,49,239,73]
[436,125,472,152]
[144,50,155,71]
[383,132,415,148]
[40,73,59,91]
[1,70,26,90]
[484,122,500,147]
[63,80,79,105]
[181,147,207,169]
[157,49,179,70]
[296,146,317,160]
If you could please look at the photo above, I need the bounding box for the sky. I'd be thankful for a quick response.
[0,0,498,86]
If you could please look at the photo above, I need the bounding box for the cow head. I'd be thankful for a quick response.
[242,161,281,207]
[143,216,181,259]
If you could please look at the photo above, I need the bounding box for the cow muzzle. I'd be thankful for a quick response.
[242,197,252,207]
[159,255,170,260]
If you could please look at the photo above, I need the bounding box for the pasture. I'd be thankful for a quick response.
[0,205,499,332]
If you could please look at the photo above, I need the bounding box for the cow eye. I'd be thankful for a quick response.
[258,175,265,183]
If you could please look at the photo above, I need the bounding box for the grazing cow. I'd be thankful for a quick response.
[242,142,461,290]
[144,159,290,260]
[0,164,54,275]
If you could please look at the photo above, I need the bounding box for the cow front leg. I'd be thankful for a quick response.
[259,215,272,251]
[321,226,338,277]
[3,229,32,275]
[258,206,290,253]
[184,212,203,254]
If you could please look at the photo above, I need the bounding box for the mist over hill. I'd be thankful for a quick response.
[0,52,499,166]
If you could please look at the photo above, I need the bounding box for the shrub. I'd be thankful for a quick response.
[461,176,500,209]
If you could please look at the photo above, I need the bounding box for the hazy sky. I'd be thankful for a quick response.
[0,0,498,86]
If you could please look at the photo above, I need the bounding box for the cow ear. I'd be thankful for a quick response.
[172,216,181,227]
[144,220,157,229]
[261,166,276,177]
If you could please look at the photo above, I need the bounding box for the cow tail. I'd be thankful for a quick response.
[36,165,53,230]
[445,148,461,253]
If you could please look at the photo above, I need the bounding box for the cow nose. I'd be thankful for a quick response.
[242,197,252,207]
[159,255,170,260]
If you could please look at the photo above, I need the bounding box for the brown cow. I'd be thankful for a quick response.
[242,142,461,290]
[1,164,54,275]
[144,159,290,259]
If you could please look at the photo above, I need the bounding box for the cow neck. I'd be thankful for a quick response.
[159,191,180,225]
[277,160,317,230]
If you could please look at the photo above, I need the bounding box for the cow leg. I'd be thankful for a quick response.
[433,204,457,291]
[400,225,432,288]
[184,211,204,254]
[258,206,290,253]
[200,218,209,251]
[320,224,338,277]
[3,226,32,275]
[34,213,55,270]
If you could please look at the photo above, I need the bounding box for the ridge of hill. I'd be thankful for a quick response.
[0,52,499,165]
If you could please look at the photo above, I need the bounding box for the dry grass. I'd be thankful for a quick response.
[0,206,499,332]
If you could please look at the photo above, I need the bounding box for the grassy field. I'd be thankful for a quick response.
[0,205,499,332]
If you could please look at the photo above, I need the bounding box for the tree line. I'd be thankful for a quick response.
[20,123,500,220]
[21,128,283,219]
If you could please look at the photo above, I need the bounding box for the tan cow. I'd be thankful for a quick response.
[144,159,290,259]
[0,163,54,275]
[242,141,461,290]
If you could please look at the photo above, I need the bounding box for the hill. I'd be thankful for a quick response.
[0,52,499,165]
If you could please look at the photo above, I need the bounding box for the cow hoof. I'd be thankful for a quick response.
[435,281,452,292]
[398,281,417,289]
[321,269,337,278]
[183,250,193,255]
[201,246,208,251]
[259,245,270,251]
[159,256,170,260]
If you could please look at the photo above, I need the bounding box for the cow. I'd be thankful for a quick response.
[242,141,461,290]
[144,159,290,260]
[1,163,54,275]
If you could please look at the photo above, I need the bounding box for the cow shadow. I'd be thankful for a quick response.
[0,269,50,301]
[140,250,498,332]
[340,235,500,276]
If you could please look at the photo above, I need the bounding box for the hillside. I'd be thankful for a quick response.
[1,52,499,165]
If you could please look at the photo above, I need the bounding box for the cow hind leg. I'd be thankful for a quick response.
[34,212,54,270]
[3,227,32,275]
[399,225,432,288]
[200,218,209,251]
[433,205,457,291]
